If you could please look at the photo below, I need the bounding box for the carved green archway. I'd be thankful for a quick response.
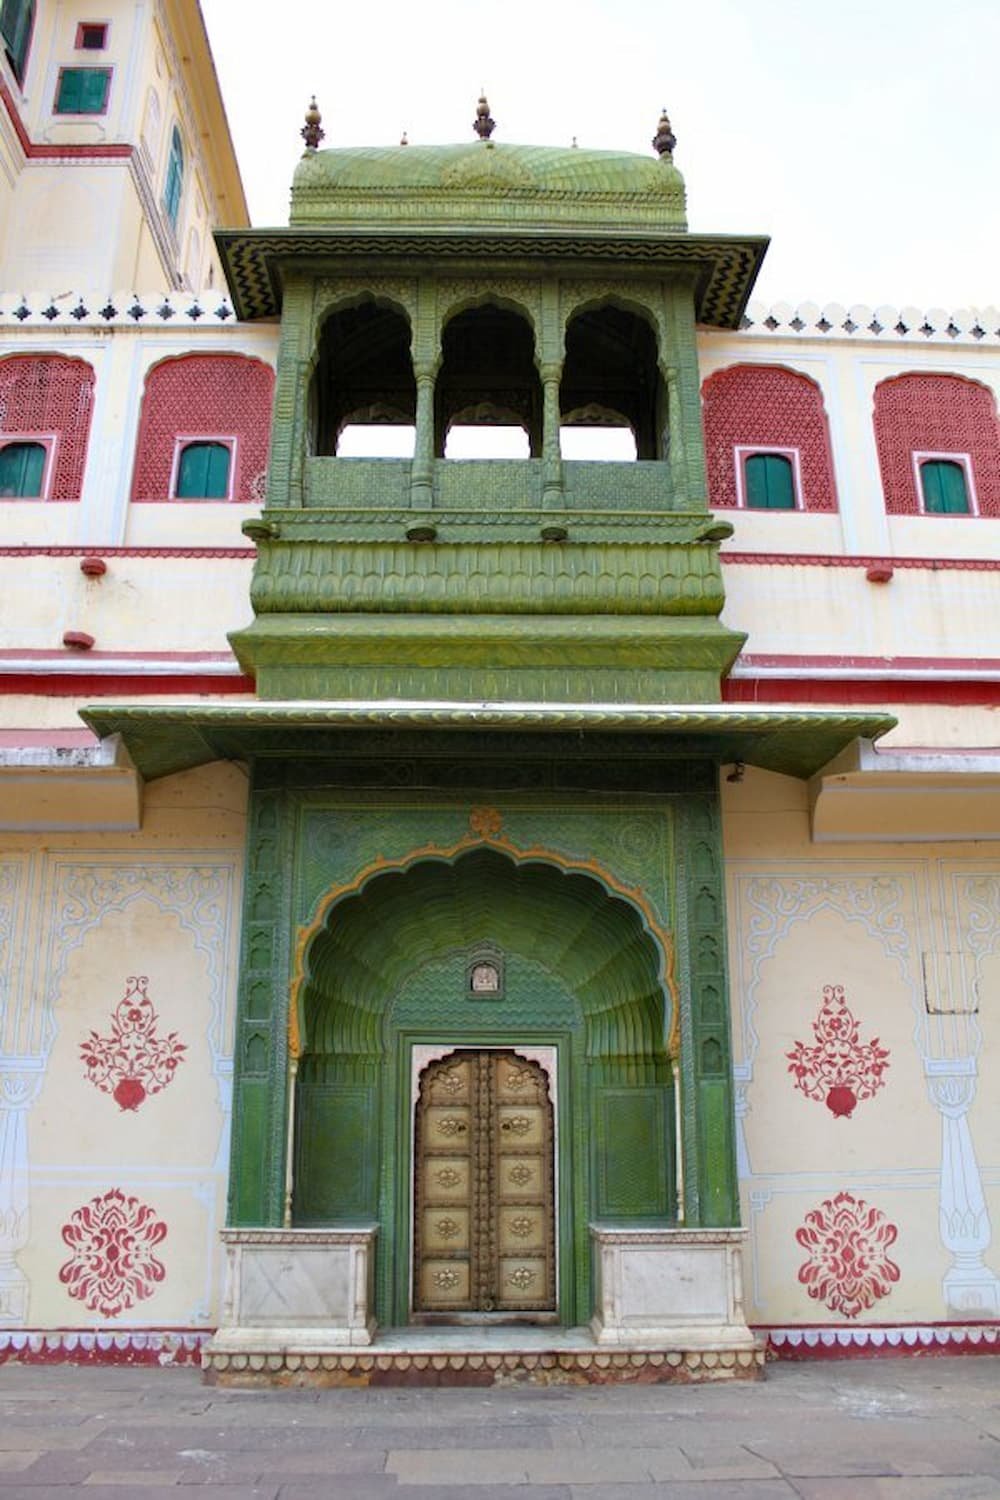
[293,847,676,1326]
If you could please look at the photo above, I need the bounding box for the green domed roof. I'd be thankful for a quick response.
[290,141,687,232]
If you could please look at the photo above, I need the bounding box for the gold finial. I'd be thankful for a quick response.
[301,96,324,152]
[652,107,676,157]
[400,129,409,146]
[473,92,495,140]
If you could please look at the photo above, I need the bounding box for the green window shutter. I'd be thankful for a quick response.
[55,68,81,111]
[164,127,184,227]
[80,67,108,112]
[1,0,34,81]
[745,452,796,510]
[55,67,108,113]
[0,442,46,497]
[176,442,231,499]
[920,459,970,515]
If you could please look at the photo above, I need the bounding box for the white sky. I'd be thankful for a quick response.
[202,0,998,312]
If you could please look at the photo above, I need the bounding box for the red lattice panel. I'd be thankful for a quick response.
[874,374,1000,516]
[701,364,838,511]
[0,355,95,500]
[131,354,274,502]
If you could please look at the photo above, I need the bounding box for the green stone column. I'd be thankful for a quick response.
[227,776,293,1226]
[676,786,740,1227]
[539,362,564,508]
[410,363,437,508]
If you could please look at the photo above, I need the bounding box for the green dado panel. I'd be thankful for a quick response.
[294,1084,376,1222]
[596,1088,673,1220]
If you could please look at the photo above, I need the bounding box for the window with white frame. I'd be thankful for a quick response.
[914,452,975,515]
[734,446,802,510]
[0,435,54,498]
[171,437,233,499]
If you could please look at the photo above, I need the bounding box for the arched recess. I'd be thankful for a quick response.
[435,303,541,456]
[309,297,415,456]
[130,353,274,502]
[0,353,95,500]
[293,847,677,1326]
[701,363,838,511]
[560,302,664,459]
[873,372,1000,516]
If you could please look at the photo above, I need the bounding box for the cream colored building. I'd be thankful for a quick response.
[1,0,999,1374]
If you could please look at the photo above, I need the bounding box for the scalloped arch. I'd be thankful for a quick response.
[438,289,540,340]
[297,846,676,1068]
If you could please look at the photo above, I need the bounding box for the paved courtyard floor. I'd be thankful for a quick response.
[2,1356,1000,1497]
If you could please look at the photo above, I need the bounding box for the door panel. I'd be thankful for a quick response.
[413,1049,556,1316]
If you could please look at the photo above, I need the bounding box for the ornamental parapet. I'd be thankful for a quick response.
[735,300,1000,346]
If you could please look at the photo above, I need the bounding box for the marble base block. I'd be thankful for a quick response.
[589,1224,756,1348]
[206,1226,378,1353]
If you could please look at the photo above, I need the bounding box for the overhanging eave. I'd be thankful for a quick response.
[79,701,896,784]
[214,228,768,328]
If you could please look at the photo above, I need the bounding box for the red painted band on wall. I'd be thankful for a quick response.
[0,77,133,158]
[763,1323,1000,1360]
[723,678,999,706]
[0,673,256,696]
[720,553,1000,571]
[0,546,256,558]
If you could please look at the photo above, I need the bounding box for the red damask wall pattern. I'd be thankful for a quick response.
[130,354,275,502]
[59,1190,167,1318]
[0,355,96,499]
[873,373,1000,516]
[701,364,838,511]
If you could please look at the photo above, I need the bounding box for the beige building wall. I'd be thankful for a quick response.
[0,0,246,293]
[724,768,1000,1329]
[0,762,245,1329]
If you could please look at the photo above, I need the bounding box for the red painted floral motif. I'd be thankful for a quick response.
[80,976,186,1111]
[796,1191,900,1319]
[786,983,889,1118]
[59,1189,167,1317]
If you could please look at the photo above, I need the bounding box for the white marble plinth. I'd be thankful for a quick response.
[589,1224,756,1348]
[207,1226,378,1352]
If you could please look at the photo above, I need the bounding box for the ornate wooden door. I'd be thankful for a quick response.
[413,1050,556,1317]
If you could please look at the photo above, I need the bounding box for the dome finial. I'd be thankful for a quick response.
[301,96,324,153]
[473,92,496,140]
[652,106,676,158]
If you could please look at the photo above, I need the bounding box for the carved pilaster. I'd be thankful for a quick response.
[229,784,293,1226]
[925,1057,1000,1315]
[676,792,739,1227]
[0,1067,40,1325]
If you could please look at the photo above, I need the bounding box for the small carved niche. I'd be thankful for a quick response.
[466,944,504,1001]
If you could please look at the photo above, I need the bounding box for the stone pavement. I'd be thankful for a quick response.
[3,1356,1000,1497]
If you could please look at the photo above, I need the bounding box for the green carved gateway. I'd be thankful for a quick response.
[85,103,893,1347]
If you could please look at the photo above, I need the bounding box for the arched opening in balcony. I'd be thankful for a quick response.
[559,305,663,461]
[436,305,540,459]
[311,301,416,458]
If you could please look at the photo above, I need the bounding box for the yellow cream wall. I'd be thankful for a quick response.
[0,763,245,1328]
[1,1,234,292]
[720,558,1000,672]
[697,326,1000,561]
[0,554,254,660]
[723,768,1000,1328]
